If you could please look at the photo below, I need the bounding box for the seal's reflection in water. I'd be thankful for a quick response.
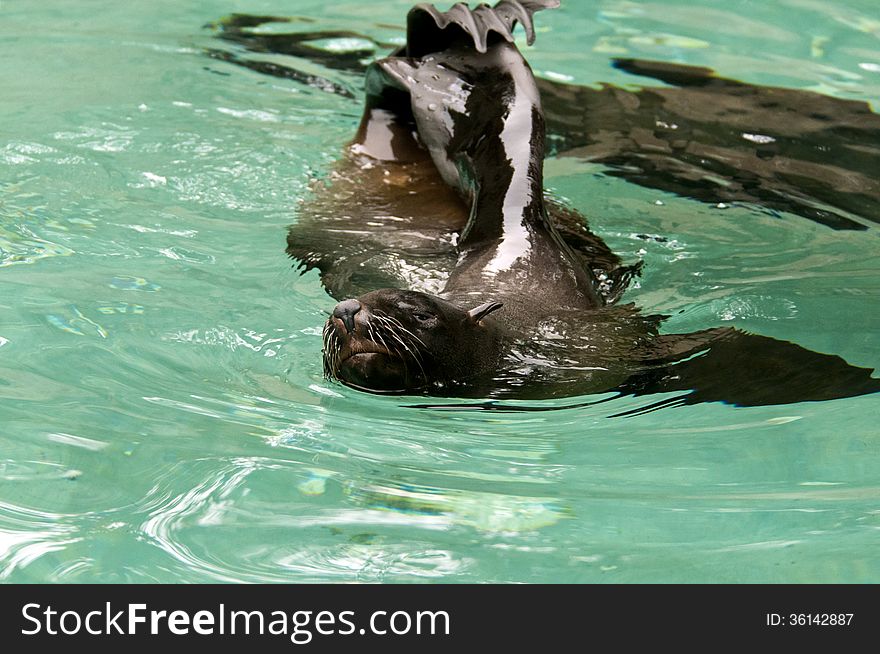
[209,2,880,410]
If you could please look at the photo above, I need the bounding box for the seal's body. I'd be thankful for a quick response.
[288,1,880,408]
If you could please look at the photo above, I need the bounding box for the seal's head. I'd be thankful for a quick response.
[323,288,504,394]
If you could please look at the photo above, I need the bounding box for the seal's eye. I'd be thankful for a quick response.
[412,312,435,324]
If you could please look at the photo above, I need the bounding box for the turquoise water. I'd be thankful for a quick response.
[1,0,879,583]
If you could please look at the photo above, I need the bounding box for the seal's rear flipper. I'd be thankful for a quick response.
[355,0,560,164]
[614,328,880,413]
[407,0,559,56]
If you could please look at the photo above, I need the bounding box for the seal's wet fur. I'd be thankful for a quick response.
[285,1,880,407]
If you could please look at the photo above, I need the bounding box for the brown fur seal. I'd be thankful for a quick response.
[281,0,880,409]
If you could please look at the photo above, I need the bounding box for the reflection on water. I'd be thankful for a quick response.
[0,0,878,583]
[0,500,80,579]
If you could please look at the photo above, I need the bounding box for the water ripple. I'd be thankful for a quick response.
[0,500,80,580]
[133,458,480,582]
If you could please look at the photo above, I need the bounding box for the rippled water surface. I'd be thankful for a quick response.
[2,0,879,583]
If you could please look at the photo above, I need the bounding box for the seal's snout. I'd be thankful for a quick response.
[332,299,362,334]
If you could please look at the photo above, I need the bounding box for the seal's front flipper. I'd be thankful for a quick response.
[614,329,880,413]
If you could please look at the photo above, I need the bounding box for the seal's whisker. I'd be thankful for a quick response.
[365,313,430,383]
[373,315,427,367]
[330,330,340,377]
[382,314,428,349]
[366,322,391,357]
[394,334,428,380]
[384,324,426,369]
[374,317,428,381]
[374,313,428,350]
[366,322,405,371]
[371,324,397,359]
[322,320,342,379]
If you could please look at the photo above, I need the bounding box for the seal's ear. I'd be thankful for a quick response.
[467,301,503,323]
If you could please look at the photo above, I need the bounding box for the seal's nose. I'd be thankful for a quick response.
[332,299,362,334]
